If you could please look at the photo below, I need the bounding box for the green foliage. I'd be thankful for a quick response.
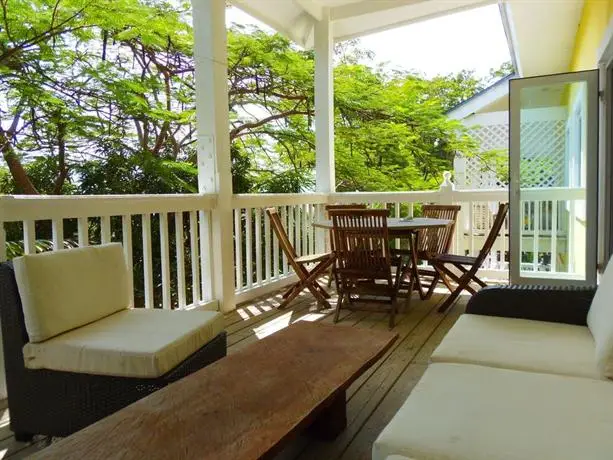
[0,1,501,196]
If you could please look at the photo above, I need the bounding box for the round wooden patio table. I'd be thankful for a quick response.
[312,217,453,297]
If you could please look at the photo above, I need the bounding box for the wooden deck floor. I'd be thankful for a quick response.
[0,286,469,459]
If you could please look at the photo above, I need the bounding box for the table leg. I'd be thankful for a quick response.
[308,390,347,441]
[409,230,423,297]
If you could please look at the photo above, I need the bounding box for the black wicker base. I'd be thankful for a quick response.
[0,262,227,439]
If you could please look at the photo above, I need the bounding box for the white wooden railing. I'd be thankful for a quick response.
[0,194,217,310]
[232,193,328,303]
[0,179,587,308]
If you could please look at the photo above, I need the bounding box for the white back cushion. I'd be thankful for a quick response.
[13,243,130,343]
[587,257,613,377]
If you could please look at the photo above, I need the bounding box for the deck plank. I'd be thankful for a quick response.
[294,293,460,460]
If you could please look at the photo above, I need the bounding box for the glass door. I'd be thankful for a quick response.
[509,70,599,285]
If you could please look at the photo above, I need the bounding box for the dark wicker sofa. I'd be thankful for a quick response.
[465,284,598,325]
[0,262,227,441]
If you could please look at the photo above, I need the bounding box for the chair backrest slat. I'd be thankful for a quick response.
[266,208,298,262]
[330,209,391,277]
[475,202,509,266]
[326,204,368,251]
[418,204,461,258]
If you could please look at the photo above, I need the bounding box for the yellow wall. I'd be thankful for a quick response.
[570,0,613,71]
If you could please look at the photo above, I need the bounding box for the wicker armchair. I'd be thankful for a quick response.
[0,255,226,441]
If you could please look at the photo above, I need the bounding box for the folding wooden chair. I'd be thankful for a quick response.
[330,209,402,329]
[432,203,509,313]
[325,204,368,288]
[266,208,335,309]
[414,205,461,299]
[391,205,461,300]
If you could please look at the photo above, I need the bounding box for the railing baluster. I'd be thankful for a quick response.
[288,206,294,272]
[160,212,171,310]
[77,217,89,247]
[100,216,111,244]
[245,208,253,289]
[295,204,302,255]
[394,202,400,249]
[468,202,475,256]
[199,211,211,301]
[23,220,36,254]
[281,206,288,275]
[52,219,64,251]
[273,209,280,279]
[175,212,186,309]
[122,215,134,307]
[189,211,201,305]
[142,214,153,309]
[315,204,325,253]
[533,200,540,272]
[551,201,558,273]
[302,203,308,255]
[234,209,243,290]
[255,208,263,286]
[265,209,272,282]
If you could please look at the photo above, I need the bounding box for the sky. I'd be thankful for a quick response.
[226,4,511,79]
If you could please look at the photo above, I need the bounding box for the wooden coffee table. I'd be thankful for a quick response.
[34,321,398,460]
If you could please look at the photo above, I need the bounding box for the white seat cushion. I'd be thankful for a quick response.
[13,244,130,342]
[431,313,599,379]
[23,308,224,378]
[587,257,613,378]
[373,363,613,460]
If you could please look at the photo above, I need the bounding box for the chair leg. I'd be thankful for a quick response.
[314,280,332,298]
[437,285,464,313]
[423,272,439,300]
[334,292,345,323]
[281,284,295,299]
[279,281,304,309]
[472,274,488,288]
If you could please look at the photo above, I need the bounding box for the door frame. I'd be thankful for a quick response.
[598,22,613,269]
[509,70,599,286]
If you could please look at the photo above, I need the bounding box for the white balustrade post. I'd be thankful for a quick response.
[453,154,467,190]
[314,9,334,252]
[191,0,235,312]
[439,171,456,205]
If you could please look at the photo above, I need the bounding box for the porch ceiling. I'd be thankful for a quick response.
[232,0,585,80]
[232,0,497,48]
[503,0,584,77]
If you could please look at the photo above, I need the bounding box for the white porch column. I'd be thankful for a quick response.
[191,0,235,312]
[314,9,335,194]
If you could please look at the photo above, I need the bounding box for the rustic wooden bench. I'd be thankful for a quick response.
[33,321,398,460]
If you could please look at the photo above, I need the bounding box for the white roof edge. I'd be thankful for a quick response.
[498,1,522,77]
[447,77,510,120]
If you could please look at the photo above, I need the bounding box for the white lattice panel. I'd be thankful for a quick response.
[457,115,567,190]
[519,120,566,188]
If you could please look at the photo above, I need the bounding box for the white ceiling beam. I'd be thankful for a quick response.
[331,0,429,21]
[231,1,309,47]
[295,0,323,21]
